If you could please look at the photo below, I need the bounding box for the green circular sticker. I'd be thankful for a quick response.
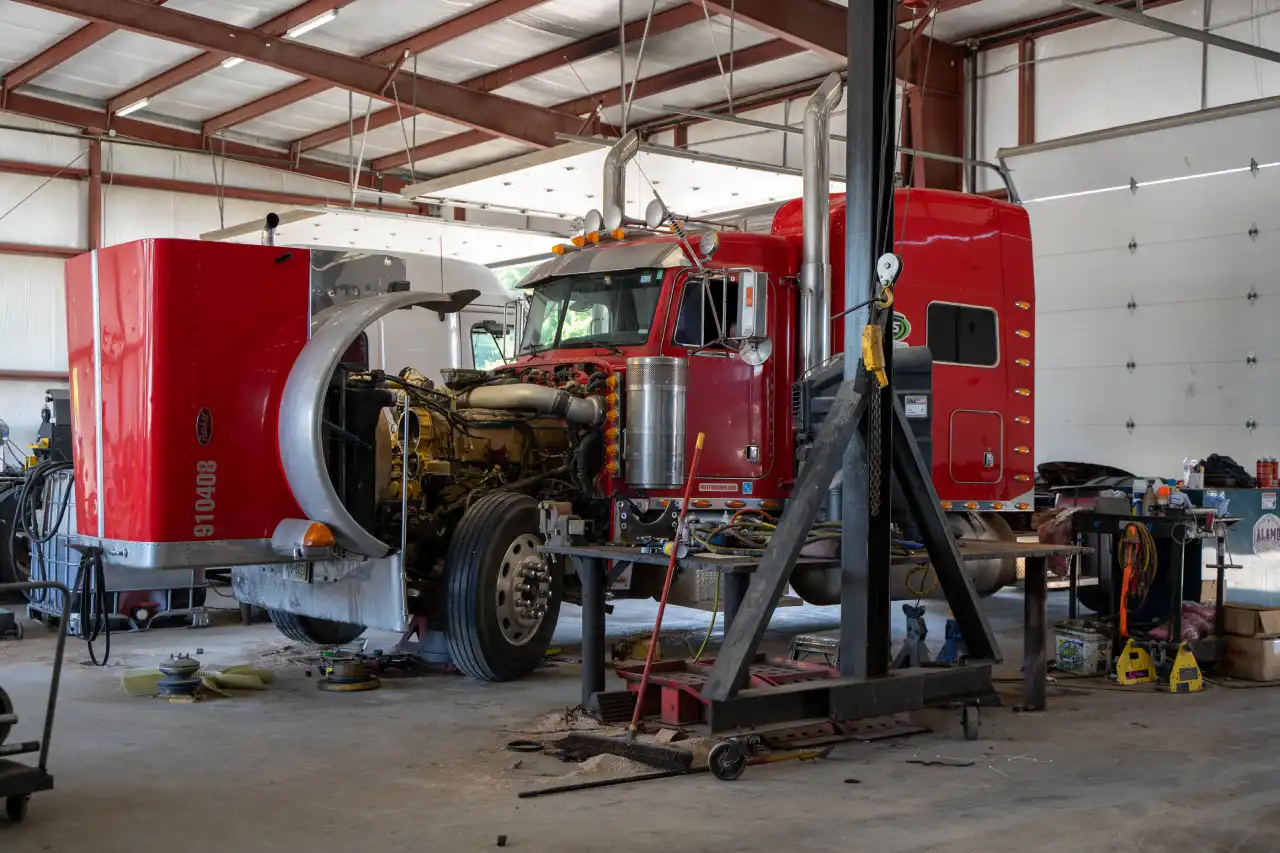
[892,314,911,342]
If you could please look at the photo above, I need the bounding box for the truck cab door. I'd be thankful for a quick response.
[666,270,769,483]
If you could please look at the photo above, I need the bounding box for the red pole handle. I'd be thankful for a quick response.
[627,433,706,737]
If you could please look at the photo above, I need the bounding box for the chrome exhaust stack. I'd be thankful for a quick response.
[800,73,845,373]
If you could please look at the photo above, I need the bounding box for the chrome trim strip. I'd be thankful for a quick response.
[90,249,104,539]
[83,537,294,569]
[517,242,691,289]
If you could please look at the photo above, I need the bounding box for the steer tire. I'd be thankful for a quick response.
[266,609,366,646]
[444,492,562,682]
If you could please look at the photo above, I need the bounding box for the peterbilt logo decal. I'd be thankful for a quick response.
[892,315,911,341]
[196,408,213,445]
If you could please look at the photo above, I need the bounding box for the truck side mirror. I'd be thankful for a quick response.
[738,271,772,366]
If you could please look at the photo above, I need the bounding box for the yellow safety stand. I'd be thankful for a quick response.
[1116,638,1156,685]
[1168,642,1204,693]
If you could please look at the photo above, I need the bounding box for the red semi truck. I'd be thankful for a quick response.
[53,80,1033,681]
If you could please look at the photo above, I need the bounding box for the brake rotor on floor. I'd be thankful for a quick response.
[156,656,203,698]
[318,658,380,692]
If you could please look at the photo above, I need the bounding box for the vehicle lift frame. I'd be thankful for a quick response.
[698,0,1000,732]
[554,0,1011,736]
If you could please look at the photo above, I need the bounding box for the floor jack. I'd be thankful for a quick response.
[0,582,68,823]
[893,604,931,668]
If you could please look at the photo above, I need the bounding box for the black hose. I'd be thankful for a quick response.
[74,547,110,667]
[8,461,74,603]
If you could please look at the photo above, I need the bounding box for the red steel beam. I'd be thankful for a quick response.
[371,39,803,172]
[0,243,81,259]
[1,89,404,192]
[199,0,550,136]
[14,0,580,148]
[556,40,802,117]
[896,0,984,25]
[641,74,835,135]
[0,0,166,93]
[899,12,965,190]
[695,0,961,88]
[0,153,414,212]
[0,158,89,180]
[294,4,704,154]
[1017,39,1035,146]
[697,0,967,195]
[106,0,353,116]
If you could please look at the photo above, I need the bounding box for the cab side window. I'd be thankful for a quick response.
[926,303,998,367]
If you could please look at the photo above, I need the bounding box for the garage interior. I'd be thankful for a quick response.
[2,0,1280,850]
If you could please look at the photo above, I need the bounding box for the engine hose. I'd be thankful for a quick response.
[9,461,74,603]
[75,547,110,667]
[687,516,846,557]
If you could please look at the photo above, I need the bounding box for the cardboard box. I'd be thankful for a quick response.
[1223,603,1280,638]
[1200,581,1218,606]
[1223,635,1280,681]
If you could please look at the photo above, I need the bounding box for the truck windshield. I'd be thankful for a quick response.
[521,269,662,353]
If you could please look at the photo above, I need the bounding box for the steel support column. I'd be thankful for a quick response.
[1017,39,1036,146]
[840,0,897,679]
[87,139,101,251]
[866,0,897,679]
[575,557,606,712]
[963,52,978,192]
[1022,554,1048,710]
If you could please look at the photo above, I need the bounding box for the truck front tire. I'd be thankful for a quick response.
[444,492,562,681]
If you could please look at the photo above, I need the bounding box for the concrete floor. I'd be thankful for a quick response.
[2,593,1279,853]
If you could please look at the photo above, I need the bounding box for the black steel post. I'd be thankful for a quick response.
[1169,528,1185,645]
[864,0,898,679]
[576,556,606,712]
[840,0,889,680]
[1022,555,1048,711]
[722,572,749,630]
[1068,554,1079,621]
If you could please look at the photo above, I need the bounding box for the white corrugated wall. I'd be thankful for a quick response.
[977,0,1280,479]
[0,111,375,451]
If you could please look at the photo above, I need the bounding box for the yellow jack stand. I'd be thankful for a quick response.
[1116,639,1156,685]
[1169,642,1204,693]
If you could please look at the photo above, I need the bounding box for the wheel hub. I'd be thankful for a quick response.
[495,534,551,646]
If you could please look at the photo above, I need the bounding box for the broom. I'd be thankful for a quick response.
[560,432,706,771]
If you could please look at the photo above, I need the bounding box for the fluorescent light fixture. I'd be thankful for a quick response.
[286,9,338,38]
[220,56,244,69]
[115,98,150,117]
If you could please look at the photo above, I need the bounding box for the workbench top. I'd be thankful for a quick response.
[540,539,1091,574]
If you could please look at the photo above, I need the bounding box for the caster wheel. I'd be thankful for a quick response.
[708,741,747,782]
[6,795,28,823]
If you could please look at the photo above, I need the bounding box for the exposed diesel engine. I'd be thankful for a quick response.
[327,362,610,628]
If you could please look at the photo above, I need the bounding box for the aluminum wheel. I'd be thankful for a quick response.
[494,533,550,646]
